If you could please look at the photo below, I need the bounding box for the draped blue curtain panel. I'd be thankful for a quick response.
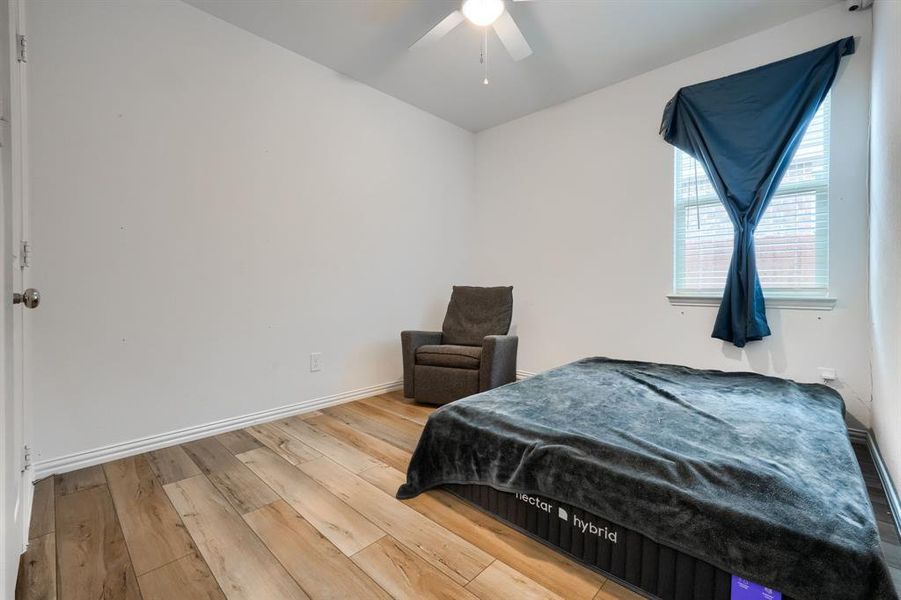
[660,37,855,347]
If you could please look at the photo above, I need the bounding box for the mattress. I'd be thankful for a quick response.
[447,483,786,600]
[398,357,897,600]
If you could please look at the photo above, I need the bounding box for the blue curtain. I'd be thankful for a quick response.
[660,38,855,347]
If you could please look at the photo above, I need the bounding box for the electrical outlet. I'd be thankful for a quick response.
[817,367,836,381]
[310,352,323,372]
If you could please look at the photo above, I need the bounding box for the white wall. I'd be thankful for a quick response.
[27,0,474,465]
[869,0,901,486]
[25,0,883,469]
[472,4,874,424]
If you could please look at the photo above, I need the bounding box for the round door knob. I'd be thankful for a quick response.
[13,288,40,309]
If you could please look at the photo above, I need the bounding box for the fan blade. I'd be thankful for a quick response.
[493,11,532,61]
[410,10,465,50]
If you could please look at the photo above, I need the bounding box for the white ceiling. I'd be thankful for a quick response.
[184,0,838,132]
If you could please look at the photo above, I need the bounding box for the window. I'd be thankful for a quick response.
[673,95,830,298]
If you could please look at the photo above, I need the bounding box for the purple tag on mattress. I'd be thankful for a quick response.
[731,576,782,600]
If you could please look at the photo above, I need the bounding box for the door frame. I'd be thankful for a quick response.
[1,0,29,594]
[11,0,30,527]
[9,0,30,540]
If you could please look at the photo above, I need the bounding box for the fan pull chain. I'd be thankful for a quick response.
[482,29,489,85]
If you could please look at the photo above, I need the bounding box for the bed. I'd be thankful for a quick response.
[397,357,897,600]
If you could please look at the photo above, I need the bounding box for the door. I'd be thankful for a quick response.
[1,0,30,596]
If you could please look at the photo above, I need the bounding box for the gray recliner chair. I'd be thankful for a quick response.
[402,286,518,405]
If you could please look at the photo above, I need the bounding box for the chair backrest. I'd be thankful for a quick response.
[441,286,513,346]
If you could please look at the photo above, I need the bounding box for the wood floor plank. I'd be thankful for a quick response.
[103,454,195,575]
[357,394,433,426]
[203,466,280,516]
[215,429,263,455]
[55,485,142,600]
[383,390,434,407]
[237,447,384,556]
[147,445,203,485]
[164,474,309,600]
[182,437,279,514]
[351,536,478,600]
[358,464,407,496]
[359,464,605,600]
[891,567,901,593]
[467,561,563,600]
[306,413,412,472]
[345,399,427,434]
[296,410,323,420]
[137,550,226,600]
[15,533,56,600]
[883,540,901,570]
[244,500,390,600]
[54,466,106,497]
[594,580,646,600]
[28,477,55,539]
[880,520,901,545]
[246,423,323,465]
[298,457,493,585]
[323,404,421,452]
[274,416,383,474]
[182,437,240,472]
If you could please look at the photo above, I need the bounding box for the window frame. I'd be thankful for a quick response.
[669,97,835,310]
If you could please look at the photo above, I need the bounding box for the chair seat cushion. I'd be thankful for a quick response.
[416,344,481,369]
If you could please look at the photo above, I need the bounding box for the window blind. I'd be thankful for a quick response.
[673,95,830,296]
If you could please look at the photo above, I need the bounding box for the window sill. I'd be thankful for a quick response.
[667,294,836,310]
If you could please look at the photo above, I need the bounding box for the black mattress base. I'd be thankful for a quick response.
[445,484,790,600]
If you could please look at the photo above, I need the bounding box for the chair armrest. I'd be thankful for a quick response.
[480,335,518,392]
[401,330,443,397]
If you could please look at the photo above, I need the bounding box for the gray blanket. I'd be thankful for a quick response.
[397,358,896,600]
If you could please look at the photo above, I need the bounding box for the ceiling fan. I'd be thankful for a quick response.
[410,0,534,71]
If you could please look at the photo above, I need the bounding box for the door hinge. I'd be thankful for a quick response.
[16,34,26,63]
[21,445,31,473]
[20,240,30,268]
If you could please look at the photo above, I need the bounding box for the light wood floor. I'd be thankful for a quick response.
[14,391,901,600]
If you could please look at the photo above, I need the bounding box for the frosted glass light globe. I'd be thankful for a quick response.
[462,0,505,27]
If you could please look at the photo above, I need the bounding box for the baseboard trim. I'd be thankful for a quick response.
[849,426,901,542]
[33,378,402,479]
[848,426,868,444]
[516,369,536,380]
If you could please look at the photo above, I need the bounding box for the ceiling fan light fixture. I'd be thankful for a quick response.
[462,0,505,27]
